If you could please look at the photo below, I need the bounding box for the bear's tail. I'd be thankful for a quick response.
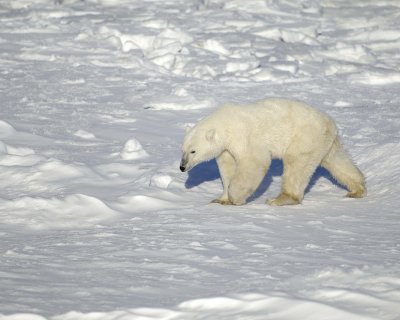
[321,137,366,198]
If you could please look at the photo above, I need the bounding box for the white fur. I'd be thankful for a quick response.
[180,98,366,206]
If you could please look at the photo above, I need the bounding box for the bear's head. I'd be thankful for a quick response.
[180,126,223,172]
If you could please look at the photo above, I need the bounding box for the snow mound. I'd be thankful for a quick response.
[120,138,148,160]
[0,314,47,320]
[202,39,232,56]
[348,70,400,85]
[112,194,175,212]
[223,0,271,13]
[150,173,173,189]
[0,153,43,167]
[0,194,118,230]
[178,294,376,320]
[318,43,376,64]
[73,130,96,140]
[145,98,215,111]
[0,120,16,138]
[7,293,378,320]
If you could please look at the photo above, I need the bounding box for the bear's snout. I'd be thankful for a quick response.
[180,156,188,172]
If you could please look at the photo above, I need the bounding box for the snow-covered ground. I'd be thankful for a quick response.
[1,0,399,319]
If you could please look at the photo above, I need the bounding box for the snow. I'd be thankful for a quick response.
[120,138,148,160]
[0,0,399,319]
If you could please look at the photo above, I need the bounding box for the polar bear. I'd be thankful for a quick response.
[180,98,366,206]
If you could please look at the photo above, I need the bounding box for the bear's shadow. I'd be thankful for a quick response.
[185,159,346,201]
[185,159,220,189]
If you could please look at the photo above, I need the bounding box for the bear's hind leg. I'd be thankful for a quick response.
[212,150,236,205]
[321,138,366,198]
[268,153,321,206]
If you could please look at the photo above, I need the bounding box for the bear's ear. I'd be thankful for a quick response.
[206,129,216,142]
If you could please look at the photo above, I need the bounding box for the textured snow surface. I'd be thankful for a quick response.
[0,0,399,319]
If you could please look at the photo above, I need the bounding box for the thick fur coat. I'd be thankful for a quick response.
[180,98,366,205]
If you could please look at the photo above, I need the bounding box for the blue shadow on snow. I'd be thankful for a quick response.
[184,158,347,199]
[185,159,220,189]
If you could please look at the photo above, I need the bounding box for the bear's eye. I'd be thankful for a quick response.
[190,150,196,154]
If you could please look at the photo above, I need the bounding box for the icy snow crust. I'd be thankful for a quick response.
[0,0,399,319]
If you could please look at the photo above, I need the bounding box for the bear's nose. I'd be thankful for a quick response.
[180,165,186,172]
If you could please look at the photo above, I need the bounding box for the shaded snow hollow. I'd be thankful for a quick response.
[0,0,399,319]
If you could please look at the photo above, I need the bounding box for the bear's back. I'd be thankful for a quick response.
[215,98,329,125]
[209,98,336,157]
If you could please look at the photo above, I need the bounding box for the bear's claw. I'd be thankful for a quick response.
[267,192,301,206]
[346,185,366,198]
[211,198,233,205]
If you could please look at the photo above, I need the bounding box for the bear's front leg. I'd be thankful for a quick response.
[212,151,237,205]
[228,156,271,205]
[228,178,253,205]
